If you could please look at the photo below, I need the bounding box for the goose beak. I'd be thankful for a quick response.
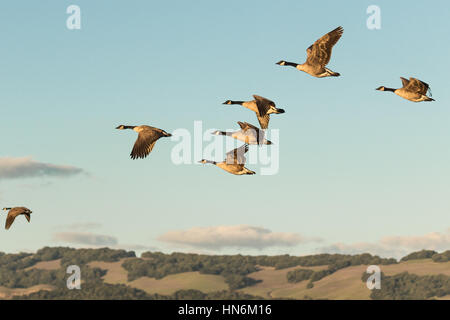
[278,109,286,114]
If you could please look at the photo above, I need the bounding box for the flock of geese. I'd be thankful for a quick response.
[2,25,435,230]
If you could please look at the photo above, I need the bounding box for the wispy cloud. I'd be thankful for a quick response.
[53,232,118,246]
[0,157,84,179]
[316,228,450,259]
[316,242,405,259]
[158,225,322,250]
[51,224,158,254]
[52,222,102,232]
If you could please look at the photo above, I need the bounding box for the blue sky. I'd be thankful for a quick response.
[0,0,449,258]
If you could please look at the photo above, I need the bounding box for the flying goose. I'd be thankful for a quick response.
[276,26,343,78]
[212,121,272,145]
[116,125,172,159]
[199,144,255,175]
[2,207,32,230]
[376,77,435,102]
[222,95,285,129]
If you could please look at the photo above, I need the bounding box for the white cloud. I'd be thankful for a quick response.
[316,228,450,259]
[158,225,322,250]
[0,157,83,179]
[380,231,450,252]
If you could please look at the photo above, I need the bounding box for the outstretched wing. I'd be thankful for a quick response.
[131,129,164,159]
[306,26,343,67]
[253,95,275,116]
[237,121,264,145]
[405,77,430,95]
[253,95,275,129]
[256,114,270,130]
[237,121,260,133]
[225,144,249,165]
[5,210,19,230]
[400,77,410,88]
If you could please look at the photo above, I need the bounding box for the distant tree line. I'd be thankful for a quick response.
[286,253,397,287]
[0,247,134,289]
[400,250,438,261]
[286,269,314,283]
[361,271,450,300]
[431,250,450,262]
[399,249,450,263]
[16,285,263,300]
[122,252,261,290]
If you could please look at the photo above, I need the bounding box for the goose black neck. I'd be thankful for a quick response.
[229,101,244,105]
[123,126,136,129]
[384,87,396,92]
[285,61,299,68]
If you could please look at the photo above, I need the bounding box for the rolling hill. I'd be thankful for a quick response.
[0,247,449,300]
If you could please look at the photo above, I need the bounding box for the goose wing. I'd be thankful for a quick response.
[253,95,275,116]
[405,77,430,95]
[225,144,249,165]
[237,122,264,144]
[253,95,275,129]
[237,121,260,133]
[130,127,165,159]
[256,114,270,130]
[306,26,343,67]
[5,208,24,230]
[400,77,410,88]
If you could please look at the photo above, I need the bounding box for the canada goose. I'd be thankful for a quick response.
[222,95,285,129]
[376,77,435,102]
[212,121,272,145]
[116,125,172,159]
[2,207,32,230]
[276,26,343,78]
[199,144,255,175]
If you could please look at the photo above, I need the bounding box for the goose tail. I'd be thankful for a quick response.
[325,68,340,77]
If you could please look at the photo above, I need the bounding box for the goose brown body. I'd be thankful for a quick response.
[2,207,32,230]
[376,77,434,102]
[199,145,255,175]
[222,95,285,129]
[213,121,272,145]
[116,125,172,159]
[276,26,343,78]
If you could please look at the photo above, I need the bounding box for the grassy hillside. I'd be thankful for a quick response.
[0,247,449,300]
